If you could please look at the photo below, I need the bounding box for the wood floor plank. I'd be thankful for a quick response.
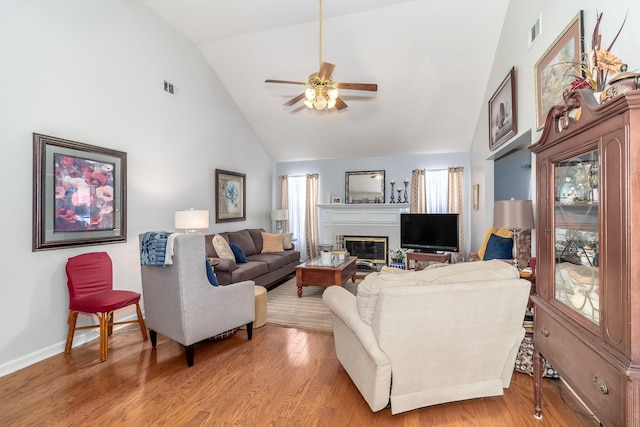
[0,324,598,426]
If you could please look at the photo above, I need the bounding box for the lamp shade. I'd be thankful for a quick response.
[493,199,534,230]
[271,209,289,221]
[175,209,209,232]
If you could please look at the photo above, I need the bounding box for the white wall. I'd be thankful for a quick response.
[0,0,274,374]
[469,0,639,252]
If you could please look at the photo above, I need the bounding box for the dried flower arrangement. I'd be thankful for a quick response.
[570,12,628,92]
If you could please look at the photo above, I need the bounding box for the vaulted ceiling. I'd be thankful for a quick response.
[138,0,510,162]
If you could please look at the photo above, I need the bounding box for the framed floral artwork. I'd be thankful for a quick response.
[215,169,246,223]
[535,11,583,129]
[489,66,517,151]
[33,133,127,251]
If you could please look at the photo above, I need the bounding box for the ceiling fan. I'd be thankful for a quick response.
[265,0,378,111]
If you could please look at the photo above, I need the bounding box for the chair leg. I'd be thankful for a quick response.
[135,303,148,341]
[185,344,195,367]
[97,311,111,362]
[65,310,79,354]
[246,322,253,340]
[149,330,157,347]
[107,312,114,336]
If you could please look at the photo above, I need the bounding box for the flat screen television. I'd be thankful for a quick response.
[400,213,459,253]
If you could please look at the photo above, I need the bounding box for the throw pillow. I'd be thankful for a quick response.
[478,227,512,260]
[483,233,514,260]
[205,260,219,286]
[261,232,284,253]
[282,232,294,250]
[229,242,248,263]
[212,234,234,260]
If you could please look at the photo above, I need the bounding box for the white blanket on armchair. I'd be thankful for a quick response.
[323,260,530,414]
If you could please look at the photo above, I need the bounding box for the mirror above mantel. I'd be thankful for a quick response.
[345,170,385,204]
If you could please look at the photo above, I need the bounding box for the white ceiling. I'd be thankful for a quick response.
[138,0,510,162]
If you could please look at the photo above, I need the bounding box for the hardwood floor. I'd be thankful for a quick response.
[0,324,598,426]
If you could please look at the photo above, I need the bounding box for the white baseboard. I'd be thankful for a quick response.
[0,312,142,377]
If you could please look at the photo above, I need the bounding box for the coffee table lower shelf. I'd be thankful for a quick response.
[295,256,357,297]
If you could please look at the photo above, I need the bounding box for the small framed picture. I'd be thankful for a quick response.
[488,66,517,151]
[331,197,342,204]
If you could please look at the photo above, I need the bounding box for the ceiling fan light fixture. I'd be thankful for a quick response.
[304,99,314,109]
[305,87,316,101]
[313,94,328,110]
[327,99,337,109]
[327,87,339,100]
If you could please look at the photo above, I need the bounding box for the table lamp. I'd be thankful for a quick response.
[175,209,209,234]
[271,209,288,233]
[493,199,534,268]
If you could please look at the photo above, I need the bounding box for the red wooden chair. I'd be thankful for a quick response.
[65,252,148,361]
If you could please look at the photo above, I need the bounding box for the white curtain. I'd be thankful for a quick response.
[426,169,448,213]
[305,173,320,259]
[410,169,427,213]
[279,175,289,233]
[287,176,308,260]
[448,166,466,262]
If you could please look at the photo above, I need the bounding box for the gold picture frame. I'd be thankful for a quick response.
[535,11,583,130]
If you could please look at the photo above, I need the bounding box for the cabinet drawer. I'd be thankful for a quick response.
[535,309,624,426]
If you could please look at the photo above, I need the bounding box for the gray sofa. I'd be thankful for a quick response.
[204,228,300,289]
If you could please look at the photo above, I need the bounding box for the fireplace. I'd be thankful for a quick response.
[342,236,388,264]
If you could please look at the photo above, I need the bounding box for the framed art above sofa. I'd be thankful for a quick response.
[215,169,246,223]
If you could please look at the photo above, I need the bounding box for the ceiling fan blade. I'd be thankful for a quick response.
[336,82,378,92]
[318,62,336,80]
[265,79,307,85]
[335,97,348,110]
[283,92,306,107]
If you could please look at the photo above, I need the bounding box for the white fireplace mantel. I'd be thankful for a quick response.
[317,203,410,249]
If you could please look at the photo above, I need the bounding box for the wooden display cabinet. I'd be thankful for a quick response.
[530,89,640,426]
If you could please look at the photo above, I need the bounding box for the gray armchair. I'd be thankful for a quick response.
[139,233,255,366]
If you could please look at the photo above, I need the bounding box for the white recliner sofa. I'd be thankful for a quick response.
[323,260,530,414]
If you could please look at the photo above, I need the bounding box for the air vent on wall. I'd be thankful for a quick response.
[164,80,177,96]
[528,14,542,50]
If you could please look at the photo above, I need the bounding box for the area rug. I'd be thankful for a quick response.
[266,277,358,331]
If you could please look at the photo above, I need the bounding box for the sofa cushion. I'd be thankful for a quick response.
[227,229,257,256]
[229,243,248,263]
[280,250,301,264]
[248,228,265,252]
[356,260,519,325]
[247,253,286,271]
[483,233,513,260]
[231,261,269,282]
[261,232,284,252]
[212,234,234,260]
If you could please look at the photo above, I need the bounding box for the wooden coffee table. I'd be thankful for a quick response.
[295,256,357,297]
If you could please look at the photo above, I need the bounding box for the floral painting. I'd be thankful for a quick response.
[535,11,583,129]
[215,169,246,222]
[33,133,126,251]
[54,154,115,232]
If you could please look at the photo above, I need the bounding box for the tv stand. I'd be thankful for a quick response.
[406,251,450,269]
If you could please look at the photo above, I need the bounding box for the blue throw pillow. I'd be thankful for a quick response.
[483,233,514,260]
[229,242,247,263]
[205,260,219,286]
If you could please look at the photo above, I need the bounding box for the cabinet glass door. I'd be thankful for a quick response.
[553,149,599,324]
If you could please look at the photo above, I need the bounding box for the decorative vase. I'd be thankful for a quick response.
[600,72,640,104]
